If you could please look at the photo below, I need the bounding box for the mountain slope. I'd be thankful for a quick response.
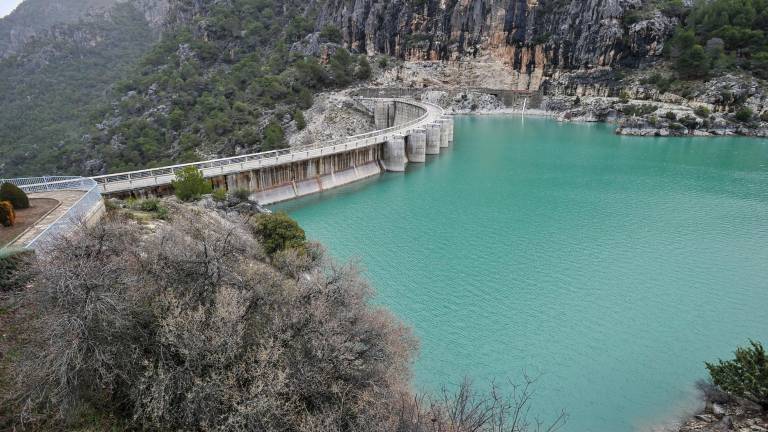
[0,1,162,177]
[0,0,121,58]
[81,0,372,174]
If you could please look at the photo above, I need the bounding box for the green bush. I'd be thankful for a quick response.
[675,44,711,79]
[669,122,687,131]
[232,188,251,201]
[706,340,768,410]
[137,198,161,212]
[262,121,285,151]
[294,110,306,130]
[667,29,711,79]
[212,188,228,202]
[665,111,677,120]
[680,115,699,130]
[0,201,15,227]
[355,56,372,80]
[171,166,212,202]
[319,25,342,43]
[250,211,306,256]
[0,183,29,210]
[618,90,630,103]
[329,48,354,86]
[623,104,658,116]
[694,106,711,117]
[155,206,169,220]
[735,107,754,123]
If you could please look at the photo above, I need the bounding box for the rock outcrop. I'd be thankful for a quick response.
[0,0,168,59]
[313,0,679,91]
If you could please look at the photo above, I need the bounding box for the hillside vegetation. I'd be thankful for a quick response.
[0,0,120,57]
[0,0,370,177]
[85,0,371,173]
[666,0,768,79]
[0,2,156,177]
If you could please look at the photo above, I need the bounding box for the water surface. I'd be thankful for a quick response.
[276,116,768,432]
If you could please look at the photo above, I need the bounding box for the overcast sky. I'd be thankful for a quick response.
[0,0,23,18]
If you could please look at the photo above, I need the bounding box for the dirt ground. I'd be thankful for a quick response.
[0,198,60,248]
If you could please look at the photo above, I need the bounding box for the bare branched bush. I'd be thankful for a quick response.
[395,376,568,432]
[5,206,418,430]
[9,217,146,425]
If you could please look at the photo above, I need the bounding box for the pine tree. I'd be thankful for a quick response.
[706,340,768,410]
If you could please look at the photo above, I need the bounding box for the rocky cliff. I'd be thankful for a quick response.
[0,0,168,58]
[313,0,678,91]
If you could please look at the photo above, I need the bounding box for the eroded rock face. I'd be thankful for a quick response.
[0,0,168,58]
[627,12,677,58]
[313,0,676,91]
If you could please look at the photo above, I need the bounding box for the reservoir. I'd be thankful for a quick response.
[275,116,768,432]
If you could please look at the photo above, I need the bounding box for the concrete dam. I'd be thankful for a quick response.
[93,98,452,204]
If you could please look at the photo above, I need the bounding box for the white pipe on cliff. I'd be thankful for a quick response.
[522,97,527,118]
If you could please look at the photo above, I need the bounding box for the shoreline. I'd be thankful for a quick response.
[444,103,768,139]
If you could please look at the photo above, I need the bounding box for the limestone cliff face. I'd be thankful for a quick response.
[0,0,168,58]
[313,0,677,91]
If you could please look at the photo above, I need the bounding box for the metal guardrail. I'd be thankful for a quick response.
[0,176,90,193]
[92,98,444,194]
[0,176,102,249]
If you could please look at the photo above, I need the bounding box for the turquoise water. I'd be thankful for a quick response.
[275,116,768,432]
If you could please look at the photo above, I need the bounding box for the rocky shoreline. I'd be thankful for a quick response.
[677,398,767,432]
[412,90,768,138]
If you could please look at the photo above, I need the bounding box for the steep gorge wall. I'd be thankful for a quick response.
[313,0,677,91]
[0,0,168,58]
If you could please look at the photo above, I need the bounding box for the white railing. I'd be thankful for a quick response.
[0,176,90,193]
[0,176,102,249]
[92,98,443,193]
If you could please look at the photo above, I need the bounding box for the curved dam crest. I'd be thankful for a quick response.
[94,98,453,204]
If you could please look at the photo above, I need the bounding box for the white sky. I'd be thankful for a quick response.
[0,0,24,18]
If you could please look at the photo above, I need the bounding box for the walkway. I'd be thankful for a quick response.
[10,190,85,247]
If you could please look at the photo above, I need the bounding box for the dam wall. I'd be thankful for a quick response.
[95,98,453,205]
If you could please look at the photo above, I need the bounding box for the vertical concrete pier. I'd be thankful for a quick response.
[425,123,441,155]
[382,136,407,171]
[406,129,427,163]
[439,118,451,148]
[446,117,454,144]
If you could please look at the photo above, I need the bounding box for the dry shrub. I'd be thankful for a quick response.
[395,376,567,432]
[0,200,15,226]
[4,206,417,431]
[9,216,145,424]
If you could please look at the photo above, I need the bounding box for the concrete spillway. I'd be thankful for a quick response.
[93,97,452,204]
